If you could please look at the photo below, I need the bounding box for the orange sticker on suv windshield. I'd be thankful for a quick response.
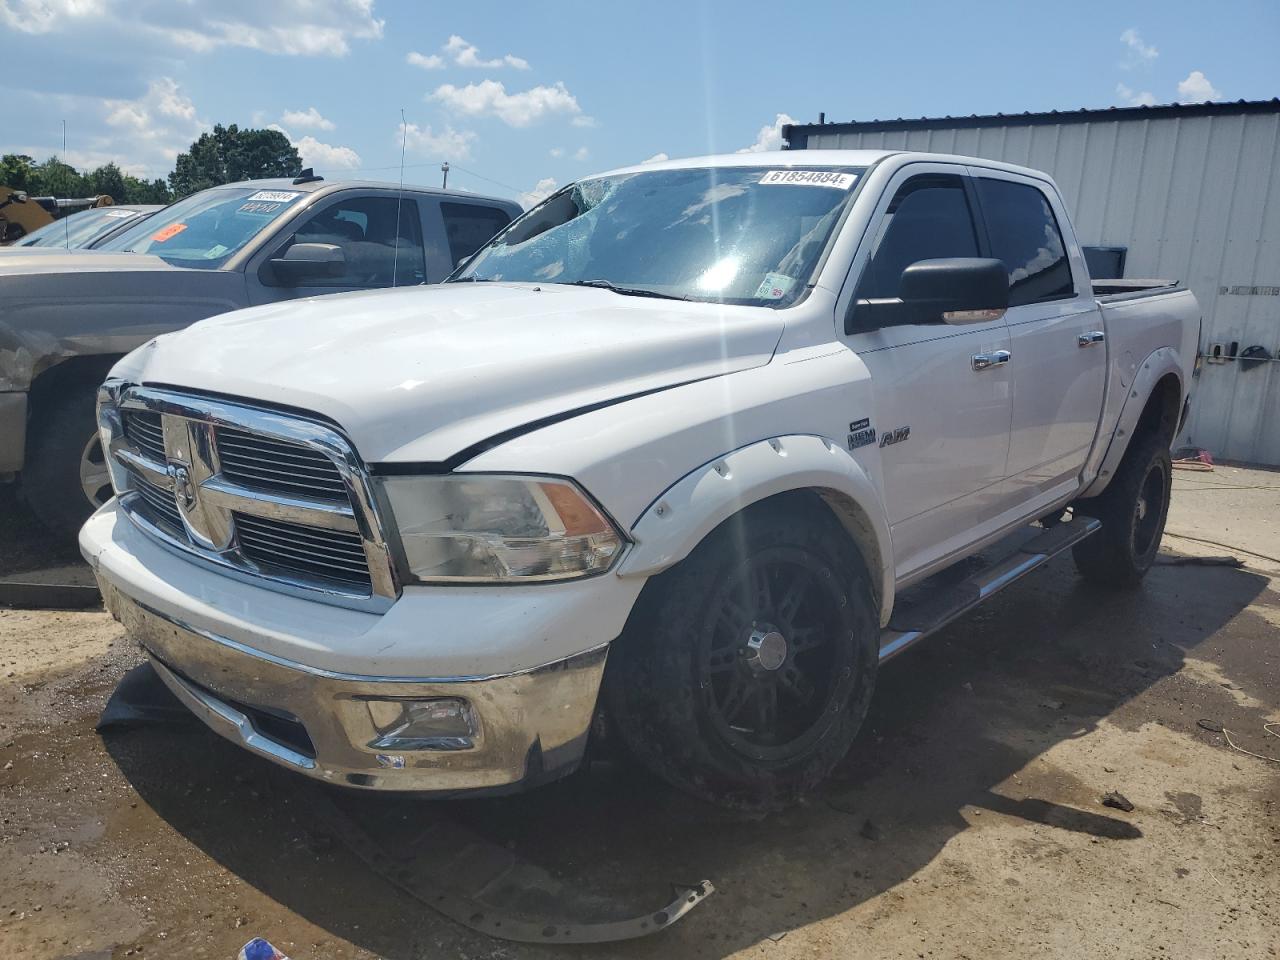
[150,223,188,243]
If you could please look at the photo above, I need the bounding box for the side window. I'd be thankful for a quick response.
[289,196,426,287]
[439,202,513,268]
[975,178,1074,305]
[857,175,980,301]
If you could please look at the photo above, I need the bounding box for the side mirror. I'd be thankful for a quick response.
[899,258,1008,324]
[268,242,346,285]
[849,257,1008,331]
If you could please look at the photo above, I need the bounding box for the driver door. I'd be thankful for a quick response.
[246,193,428,305]
[841,166,1014,583]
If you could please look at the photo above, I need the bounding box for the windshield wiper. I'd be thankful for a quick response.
[566,279,691,301]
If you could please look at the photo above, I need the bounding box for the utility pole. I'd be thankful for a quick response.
[441,161,450,189]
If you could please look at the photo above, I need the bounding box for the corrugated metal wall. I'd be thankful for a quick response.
[801,112,1280,466]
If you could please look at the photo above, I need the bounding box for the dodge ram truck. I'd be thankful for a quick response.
[80,150,1200,810]
[1,173,519,536]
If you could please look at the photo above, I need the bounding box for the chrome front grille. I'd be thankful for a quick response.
[216,427,348,500]
[234,512,372,589]
[99,384,398,608]
[123,410,166,461]
[131,467,184,534]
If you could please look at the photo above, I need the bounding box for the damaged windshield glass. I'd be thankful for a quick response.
[450,166,864,307]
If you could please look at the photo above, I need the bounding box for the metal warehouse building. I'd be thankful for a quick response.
[785,99,1280,466]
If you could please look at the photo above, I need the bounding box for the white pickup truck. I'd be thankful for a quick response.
[81,150,1200,810]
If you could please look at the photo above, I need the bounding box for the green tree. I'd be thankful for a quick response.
[0,154,38,192]
[120,175,172,205]
[85,162,126,200]
[169,124,301,198]
[34,156,86,198]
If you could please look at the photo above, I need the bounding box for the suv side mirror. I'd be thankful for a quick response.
[899,258,1008,324]
[268,242,346,285]
[849,257,1008,331]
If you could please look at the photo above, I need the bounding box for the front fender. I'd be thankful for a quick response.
[1080,346,1185,498]
[616,434,895,627]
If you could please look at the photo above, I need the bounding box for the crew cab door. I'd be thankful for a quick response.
[245,191,434,305]
[969,170,1106,500]
[841,166,1015,583]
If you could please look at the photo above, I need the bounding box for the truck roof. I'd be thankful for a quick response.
[595,149,1058,185]
[212,176,518,210]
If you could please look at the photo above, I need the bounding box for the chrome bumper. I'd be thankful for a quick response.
[98,578,608,792]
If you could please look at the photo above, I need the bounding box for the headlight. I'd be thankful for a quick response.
[380,474,625,583]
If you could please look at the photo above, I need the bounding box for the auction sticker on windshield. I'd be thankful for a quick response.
[247,191,302,203]
[151,223,188,243]
[759,170,857,189]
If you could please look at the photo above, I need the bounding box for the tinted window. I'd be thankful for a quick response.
[976,178,1074,305]
[440,202,513,267]
[858,175,980,300]
[288,196,425,287]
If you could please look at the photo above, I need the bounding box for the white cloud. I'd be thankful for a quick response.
[738,113,795,153]
[570,115,597,128]
[281,106,335,131]
[641,152,669,164]
[1119,28,1158,68]
[520,176,557,208]
[572,146,589,162]
[430,80,585,128]
[398,121,476,161]
[103,77,205,166]
[443,34,528,70]
[406,50,443,70]
[1177,70,1222,103]
[549,147,565,158]
[1116,83,1156,107]
[1,0,105,33]
[268,124,362,170]
[1,0,384,55]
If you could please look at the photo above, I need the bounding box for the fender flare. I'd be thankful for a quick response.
[616,435,895,627]
[1080,346,1185,499]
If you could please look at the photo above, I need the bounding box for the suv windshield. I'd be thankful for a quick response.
[100,185,308,268]
[451,166,865,307]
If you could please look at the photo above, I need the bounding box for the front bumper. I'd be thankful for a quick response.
[82,501,636,793]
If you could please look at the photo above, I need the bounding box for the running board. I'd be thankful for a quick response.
[878,517,1101,662]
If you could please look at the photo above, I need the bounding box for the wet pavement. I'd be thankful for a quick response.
[2,468,1278,959]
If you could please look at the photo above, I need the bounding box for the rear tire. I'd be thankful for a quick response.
[606,495,878,812]
[22,381,108,538]
[1072,433,1172,587]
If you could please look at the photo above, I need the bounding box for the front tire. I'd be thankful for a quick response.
[22,381,109,538]
[606,495,878,811]
[1072,433,1172,587]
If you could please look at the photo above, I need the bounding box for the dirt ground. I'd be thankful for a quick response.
[1,467,1278,960]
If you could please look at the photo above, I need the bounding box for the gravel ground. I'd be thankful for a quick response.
[1,467,1277,960]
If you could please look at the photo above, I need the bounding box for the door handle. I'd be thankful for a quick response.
[971,350,1012,371]
[1078,330,1106,347]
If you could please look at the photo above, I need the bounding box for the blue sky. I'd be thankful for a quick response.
[3,0,1277,206]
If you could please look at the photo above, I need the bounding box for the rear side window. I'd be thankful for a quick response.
[976,178,1074,305]
[440,202,513,268]
[857,175,980,300]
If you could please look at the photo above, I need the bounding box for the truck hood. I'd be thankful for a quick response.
[0,250,178,273]
[128,283,784,464]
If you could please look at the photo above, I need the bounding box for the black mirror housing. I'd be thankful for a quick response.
[268,242,346,285]
[849,257,1009,331]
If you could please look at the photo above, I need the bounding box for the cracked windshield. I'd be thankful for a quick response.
[453,166,863,305]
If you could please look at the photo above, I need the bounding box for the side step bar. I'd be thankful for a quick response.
[878,516,1101,662]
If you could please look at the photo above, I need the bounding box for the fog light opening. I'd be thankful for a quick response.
[364,697,478,751]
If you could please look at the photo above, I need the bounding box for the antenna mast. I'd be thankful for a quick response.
[62,120,70,249]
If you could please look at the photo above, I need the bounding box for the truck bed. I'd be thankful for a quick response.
[1092,278,1181,302]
